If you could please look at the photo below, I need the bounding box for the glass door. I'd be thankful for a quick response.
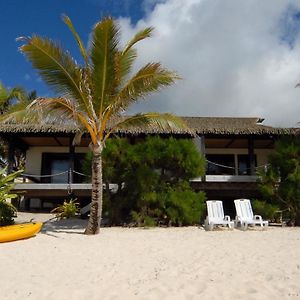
[51,159,69,183]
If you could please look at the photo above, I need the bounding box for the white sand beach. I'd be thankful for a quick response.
[1,213,300,300]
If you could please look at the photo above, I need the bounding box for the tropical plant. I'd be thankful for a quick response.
[252,199,279,222]
[0,167,23,226]
[130,182,206,227]
[258,137,300,225]
[0,199,17,226]
[51,198,79,219]
[0,83,36,169]
[0,81,36,116]
[17,16,188,234]
[83,136,206,226]
[0,81,26,114]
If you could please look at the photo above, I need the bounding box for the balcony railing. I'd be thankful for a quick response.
[191,175,258,182]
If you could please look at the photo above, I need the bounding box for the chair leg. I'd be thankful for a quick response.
[241,222,247,231]
[234,220,239,228]
[204,220,213,231]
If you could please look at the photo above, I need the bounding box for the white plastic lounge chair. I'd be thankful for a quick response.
[204,200,234,231]
[234,199,268,230]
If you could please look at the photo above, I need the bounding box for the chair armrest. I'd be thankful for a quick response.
[254,215,263,221]
[224,215,231,221]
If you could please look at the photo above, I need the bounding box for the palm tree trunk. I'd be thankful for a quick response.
[85,144,103,234]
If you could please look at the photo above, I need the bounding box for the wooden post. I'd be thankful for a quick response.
[248,136,255,175]
[7,136,15,173]
[200,135,206,182]
[68,135,75,184]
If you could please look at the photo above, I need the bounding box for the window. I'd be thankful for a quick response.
[206,154,235,175]
[41,153,85,183]
[238,154,257,175]
[50,158,69,183]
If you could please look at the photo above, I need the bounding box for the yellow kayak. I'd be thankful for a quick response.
[0,222,43,243]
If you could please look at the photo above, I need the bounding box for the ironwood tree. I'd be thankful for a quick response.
[83,136,206,226]
[258,137,300,225]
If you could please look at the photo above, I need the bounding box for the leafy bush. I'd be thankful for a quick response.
[83,136,206,226]
[164,183,206,226]
[51,198,79,219]
[0,200,17,226]
[258,137,300,225]
[0,167,23,226]
[130,184,206,227]
[252,199,279,221]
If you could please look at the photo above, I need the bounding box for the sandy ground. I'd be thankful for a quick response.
[0,213,300,300]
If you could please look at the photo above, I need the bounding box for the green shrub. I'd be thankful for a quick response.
[0,200,17,226]
[0,167,23,226]
[252,199,279,221]
[131,210,157,227]
[83,136,206,226]
[258,137,300,225]
[51,198,79,219]
[130,182,206,227]
[164,183,206,226]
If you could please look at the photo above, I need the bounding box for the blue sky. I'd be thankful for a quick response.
[0,0,146,95]
[1,0,300,126]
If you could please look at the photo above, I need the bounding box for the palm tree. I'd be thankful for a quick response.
[0,83,36,168]
[18,15,189,234]
[0,82,27,114]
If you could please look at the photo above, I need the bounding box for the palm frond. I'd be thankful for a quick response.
[0,99,41,123]
[111,63,180,113]
[0,108,29,123]
[104,112,193,141]
[122,27,153,55]
[62,15,89,66]
[0,81,8,100]
[116,48,137,86]
[90,17,120,116]
[0,83,28,114]
[0,83,26,104]
[0,97,80,125]
[27,90,37,101]
[29,97,82,124]
[7,100,30,113]
[19,35,92,117]
[7,87,27,102]
[28,97,97,141]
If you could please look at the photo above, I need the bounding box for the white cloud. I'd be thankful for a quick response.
[118,0,300,127]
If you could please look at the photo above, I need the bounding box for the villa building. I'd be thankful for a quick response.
[0,117,298,211]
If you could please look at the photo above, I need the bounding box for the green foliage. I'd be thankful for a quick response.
[0,167,23,226]
[164,183,206,226]
[252,199,279,221]
[84,136,205,182]
[51,198,79,219]
[0,200,17,226]
[129,183,206,227]
[84,136,206,226]
[0,81,36,117]
[258,137,300,225]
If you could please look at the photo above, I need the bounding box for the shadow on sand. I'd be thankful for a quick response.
[41,217,88,236]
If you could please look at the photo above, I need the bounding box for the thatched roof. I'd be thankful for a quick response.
[0,117,297,136]
[182,117,298,135]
